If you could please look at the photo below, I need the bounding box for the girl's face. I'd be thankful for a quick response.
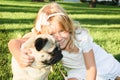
[48,24,71,50]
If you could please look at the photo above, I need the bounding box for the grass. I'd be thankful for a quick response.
[0,0,120,80]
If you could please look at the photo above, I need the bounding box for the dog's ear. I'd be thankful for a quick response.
[35,38,48,51]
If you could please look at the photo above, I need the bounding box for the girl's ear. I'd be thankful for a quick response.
[35,38,48,51]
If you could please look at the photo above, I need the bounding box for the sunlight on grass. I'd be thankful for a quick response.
[82,24,120,28]
[0,24,33,29]
[0,1,120,80]
[0,12,36,19]
[70,14,120,19]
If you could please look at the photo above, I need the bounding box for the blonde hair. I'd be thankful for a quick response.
[32,2,66,33]
[32,2,76,38]
[31,2,83,53]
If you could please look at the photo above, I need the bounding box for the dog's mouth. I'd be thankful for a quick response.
[42,45,63,65]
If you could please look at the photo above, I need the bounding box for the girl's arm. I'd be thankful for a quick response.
[83,49,97,80]
[8,38,34,68]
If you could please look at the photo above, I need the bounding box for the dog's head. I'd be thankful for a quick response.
[21,34,63,69]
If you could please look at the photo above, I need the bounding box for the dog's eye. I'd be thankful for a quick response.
[48,52,53,55]
[41,55,45,57]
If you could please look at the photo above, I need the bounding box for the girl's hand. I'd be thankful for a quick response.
[18,49,34,68]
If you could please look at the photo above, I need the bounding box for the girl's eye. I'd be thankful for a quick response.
[59,30,65,34]
[50,33,53,35]
[50,34,53,35]
[49,30,66,37]
[50,33,55,36]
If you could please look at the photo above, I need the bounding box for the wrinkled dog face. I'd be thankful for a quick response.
[21,34,63,69]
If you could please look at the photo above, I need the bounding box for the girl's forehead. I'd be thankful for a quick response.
[48,24,63,33]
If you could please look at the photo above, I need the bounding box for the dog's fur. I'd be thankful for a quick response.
[12,34,62,80]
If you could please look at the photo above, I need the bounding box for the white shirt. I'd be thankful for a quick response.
[61,29,120,78]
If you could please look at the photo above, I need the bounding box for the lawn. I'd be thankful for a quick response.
[0,0,120,80]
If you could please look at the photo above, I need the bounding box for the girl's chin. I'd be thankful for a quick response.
[60,45,66,50]
[60,46,64,49]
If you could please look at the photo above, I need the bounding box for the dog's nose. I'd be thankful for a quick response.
[42,60,51,65]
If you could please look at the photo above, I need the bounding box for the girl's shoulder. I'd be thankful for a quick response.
[74,28,93,53]
[75,28,92,42]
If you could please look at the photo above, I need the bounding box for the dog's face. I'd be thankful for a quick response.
[21,34,63,69]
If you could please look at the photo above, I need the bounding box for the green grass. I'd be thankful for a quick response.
[0,0,120,80]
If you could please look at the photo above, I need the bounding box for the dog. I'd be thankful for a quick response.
[11,34,63,80]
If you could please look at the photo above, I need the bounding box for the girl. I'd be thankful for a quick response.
[8,2,120,80]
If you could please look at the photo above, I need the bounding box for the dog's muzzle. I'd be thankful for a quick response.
[42,44,63,65]
[34,36,63,66]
